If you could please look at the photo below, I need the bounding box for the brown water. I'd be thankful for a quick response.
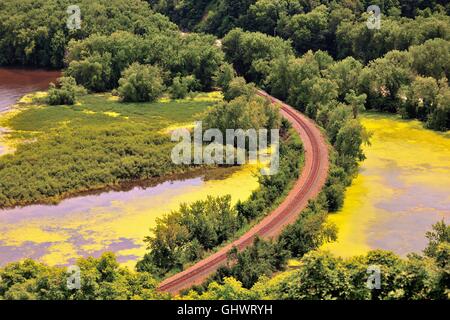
[0,68,60,112]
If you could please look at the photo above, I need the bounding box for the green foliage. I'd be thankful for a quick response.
[118,63,165,102]
[279,202,338,257]
[137,196,240,274]
[0,253,163,300]
[204,93,280,132]
[169,75,199,99]
[277,5,330,54]
[213,238,290,289]
[47,76,85,106]
[222,28,294,82]
[214,62,236,91]
[410,39,450,80]
[0,0,177,68]
[424,220,450,259]
[66,31,224,92]
[188,222,450,300]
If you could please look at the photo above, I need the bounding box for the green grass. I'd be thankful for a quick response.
[0,93,220,208]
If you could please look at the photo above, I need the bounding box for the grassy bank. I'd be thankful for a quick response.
[0,92,222,208]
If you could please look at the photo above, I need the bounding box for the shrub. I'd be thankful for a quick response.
[169,75,199,99]
[46,76,80,105]
[118,63,165,102]
[223,77,256,102]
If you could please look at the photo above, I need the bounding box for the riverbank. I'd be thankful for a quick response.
[323,112,450,257]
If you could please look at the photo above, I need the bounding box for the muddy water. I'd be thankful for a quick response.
[0,166,260,268]
[0,68,60,112]
[0,68,60,155]
[323,114,450,257]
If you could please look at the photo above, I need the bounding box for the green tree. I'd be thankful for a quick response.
[410,39,450,80]
[118,63,165,102]
[170,75,199,99]
[279,204,337,257]
[345,90,367,119]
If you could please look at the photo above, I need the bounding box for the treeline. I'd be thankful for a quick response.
[1,221,447,300]
[0,0,177,68]
[149,0,450,40]
[0,253,165,300]
[223,28,449,132]
[136,89,304,276]
[0,0,230,105]
[184,221,450,300]
[47,25,227,105]
[64,31,224,93]
[150,1,450,131]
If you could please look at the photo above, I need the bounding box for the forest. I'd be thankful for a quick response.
[0,0,448,300]
[150,0,450,131]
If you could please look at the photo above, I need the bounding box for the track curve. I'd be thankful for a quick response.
[158,90,329,294]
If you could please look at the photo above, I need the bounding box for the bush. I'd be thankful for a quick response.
[118,63,165,102]
[169,75,199,99]
[46,77,81,105]
[223,77,256,102]
[214,62,236,91]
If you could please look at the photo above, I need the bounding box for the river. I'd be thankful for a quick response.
[0,68,60,112]
[0,167,259,268]
[323,113,450,257]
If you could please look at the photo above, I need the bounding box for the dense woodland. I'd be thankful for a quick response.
[0,0,448,300]
[150,0,450,131]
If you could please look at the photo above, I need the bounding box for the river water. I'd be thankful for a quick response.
[0,68,60,112]
[323,113,450,257]
[0,167,259,268]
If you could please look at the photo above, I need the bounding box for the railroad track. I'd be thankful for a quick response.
[158,90,329,294]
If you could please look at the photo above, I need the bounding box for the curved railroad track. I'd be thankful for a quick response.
[158,90,329,294]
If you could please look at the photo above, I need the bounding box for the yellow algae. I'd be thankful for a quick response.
[323,113,450,257]
[108,96,120,102]
[103,111,121,118]
[1,226,70,246]
[158,97,172,103]
[18,91,48,104]
[0,165,260,267]
[287,259,302,268]
[40,243,78,266]
[161,123,197,134]
[158,91,223,104]
[192,91,223,102]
